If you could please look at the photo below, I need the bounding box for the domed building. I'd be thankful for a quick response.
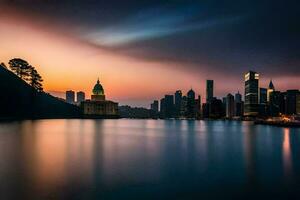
[81,78,118,118]
[91,79,105,101]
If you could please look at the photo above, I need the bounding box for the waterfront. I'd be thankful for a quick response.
[0,119,300,199]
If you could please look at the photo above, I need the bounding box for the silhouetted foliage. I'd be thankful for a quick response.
[29,67,43,92]
[8,58,31,80]
[0,66,81,119]
[8,58,43,92]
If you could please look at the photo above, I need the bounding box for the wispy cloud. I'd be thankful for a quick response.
[82,5,245,46]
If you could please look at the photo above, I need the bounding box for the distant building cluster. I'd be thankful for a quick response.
[244,71,300,118]
[66,90,85,105]
[151,71,300,119]
[150,88,202,119]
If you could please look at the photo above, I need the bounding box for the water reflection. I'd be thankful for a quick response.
[0,120,300,199]
[243,123,258,188]
[282,128,293,182]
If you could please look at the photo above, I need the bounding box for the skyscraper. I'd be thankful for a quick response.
[286,90,299,115]
[244,71,259,117]
[226,93,235,118]
[259,88,267,104]
[196,95,202,118]
[209,98,224,118]
[296,93,300,115]
[180,96,188,117]
[259,88,268,116]
[267,80,275,102]
[76,91,85,104]
[150,100,159,113]
[187,89,196,118]
[206,80,214,103]
[235,92,243,117]
[279,92,286,114]
[66,90,75,104]
[174,90,182,117]
[269,91,281,116]
[160,98,166,118]
[235,91,242,103]
[164,95,174,118]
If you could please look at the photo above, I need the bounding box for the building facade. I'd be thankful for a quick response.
[174,90,182,117]
[244,71,259,117]
[76,91,85,104]
[286,90,299,115]
[267,80,275,102]
[81,79,118,118]
[226,93,235,118]
[296,93,300,115]
[150,100,159,113]
[206,80,214,103]
[66,90,75,104]
[164,95,174,118]
[269,91,281,116]
[187,89,196,118]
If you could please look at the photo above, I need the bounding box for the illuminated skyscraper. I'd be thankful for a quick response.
[244,71,259,117]
[206,80,214,103]
[267,80,275,102]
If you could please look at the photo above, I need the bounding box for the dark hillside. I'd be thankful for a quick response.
[0,66,81,120]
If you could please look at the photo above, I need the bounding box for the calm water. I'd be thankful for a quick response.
[0,119,300,200]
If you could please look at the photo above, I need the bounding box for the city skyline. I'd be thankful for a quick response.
[150,70,299,119]
[0,1,299,107]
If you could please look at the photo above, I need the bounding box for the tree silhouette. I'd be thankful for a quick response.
[8,58,43,92]
[8,58,31,80]
[29,66,43,92]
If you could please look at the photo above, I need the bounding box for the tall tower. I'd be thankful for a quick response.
[164,95,174,118]
[226,93,235,118]
[174,90,182,117]
[267,80,275,102]
[206,80,214,103]
[66,90,75,104]
[235,91,242,103]
[244,71,259,117]
[187,89,196,118]
[77,91,85,104]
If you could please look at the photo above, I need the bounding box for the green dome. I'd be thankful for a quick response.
[93,79,104,95]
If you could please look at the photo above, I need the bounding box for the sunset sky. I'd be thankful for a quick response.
[0,0,299,107]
